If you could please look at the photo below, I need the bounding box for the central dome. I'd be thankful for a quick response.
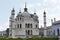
[21,12,30,17]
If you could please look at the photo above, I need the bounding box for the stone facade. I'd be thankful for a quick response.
[9,4,39,38]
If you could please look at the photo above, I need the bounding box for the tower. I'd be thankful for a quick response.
[54,18,56,22]
[9,8,15,38]
[43,11,47,37]
[51,19,53,25]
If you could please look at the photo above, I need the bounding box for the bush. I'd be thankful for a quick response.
[0,36,7,38]
[7,38,23,40]
[0,36,59,40]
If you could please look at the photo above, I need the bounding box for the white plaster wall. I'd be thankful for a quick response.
[10,11,39,38]
[51,24,60,36]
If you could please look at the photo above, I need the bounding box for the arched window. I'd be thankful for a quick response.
[25,24,27,28]
[28,24,30,28]
[26,30,27,35]
[17,24,19,28]
[20,24,22,28]
[31,30,32,35]
[28,30,30,35]
[57,28,60,36]
[20,17,21,20]
[36,24,38,28]
[18,17,19,21]
[25,30,32,35]
[31,24,32,28]
[25,24,32,28]
[15,25,16,28]
[54,30,55,36]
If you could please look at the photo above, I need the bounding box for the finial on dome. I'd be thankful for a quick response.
[24,2,28,12]
[12,8,15,12]
[44,10,46,14]
[19,8,21,13]
[34,9,36,14]
[25,2,26,8]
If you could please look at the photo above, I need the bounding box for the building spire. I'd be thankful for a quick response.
[44,10,46,14]
[34,9,36,14]
[12,8,15,12]
[24,2,28,12]
[19,8,21,13]
[25,2,26,8]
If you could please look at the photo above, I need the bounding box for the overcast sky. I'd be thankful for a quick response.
[0,0,60,31]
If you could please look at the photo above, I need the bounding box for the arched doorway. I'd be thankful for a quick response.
[26,30,32,35]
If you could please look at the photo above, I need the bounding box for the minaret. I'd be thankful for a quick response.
[24,2,28,12]
[51,19,53,25]
[9,8,15,38]
[43,11,47,37]
[54,18,56,22]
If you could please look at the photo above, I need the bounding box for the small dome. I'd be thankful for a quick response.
[34,13,38,18]
[16,11,31,18]
[16,13,23,17]
[12,8,15,12]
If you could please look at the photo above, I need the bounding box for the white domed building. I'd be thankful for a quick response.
[9,4,39,38]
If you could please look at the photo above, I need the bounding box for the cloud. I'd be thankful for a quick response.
[1,0,60,31]
[44,0,58,3]
[27,3,41,9]
[0,18,9,31]
[26,1,60,27]
[0,22,9,31]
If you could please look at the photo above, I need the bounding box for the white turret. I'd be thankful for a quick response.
[9,8,15,38]
[10,8,15,21]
